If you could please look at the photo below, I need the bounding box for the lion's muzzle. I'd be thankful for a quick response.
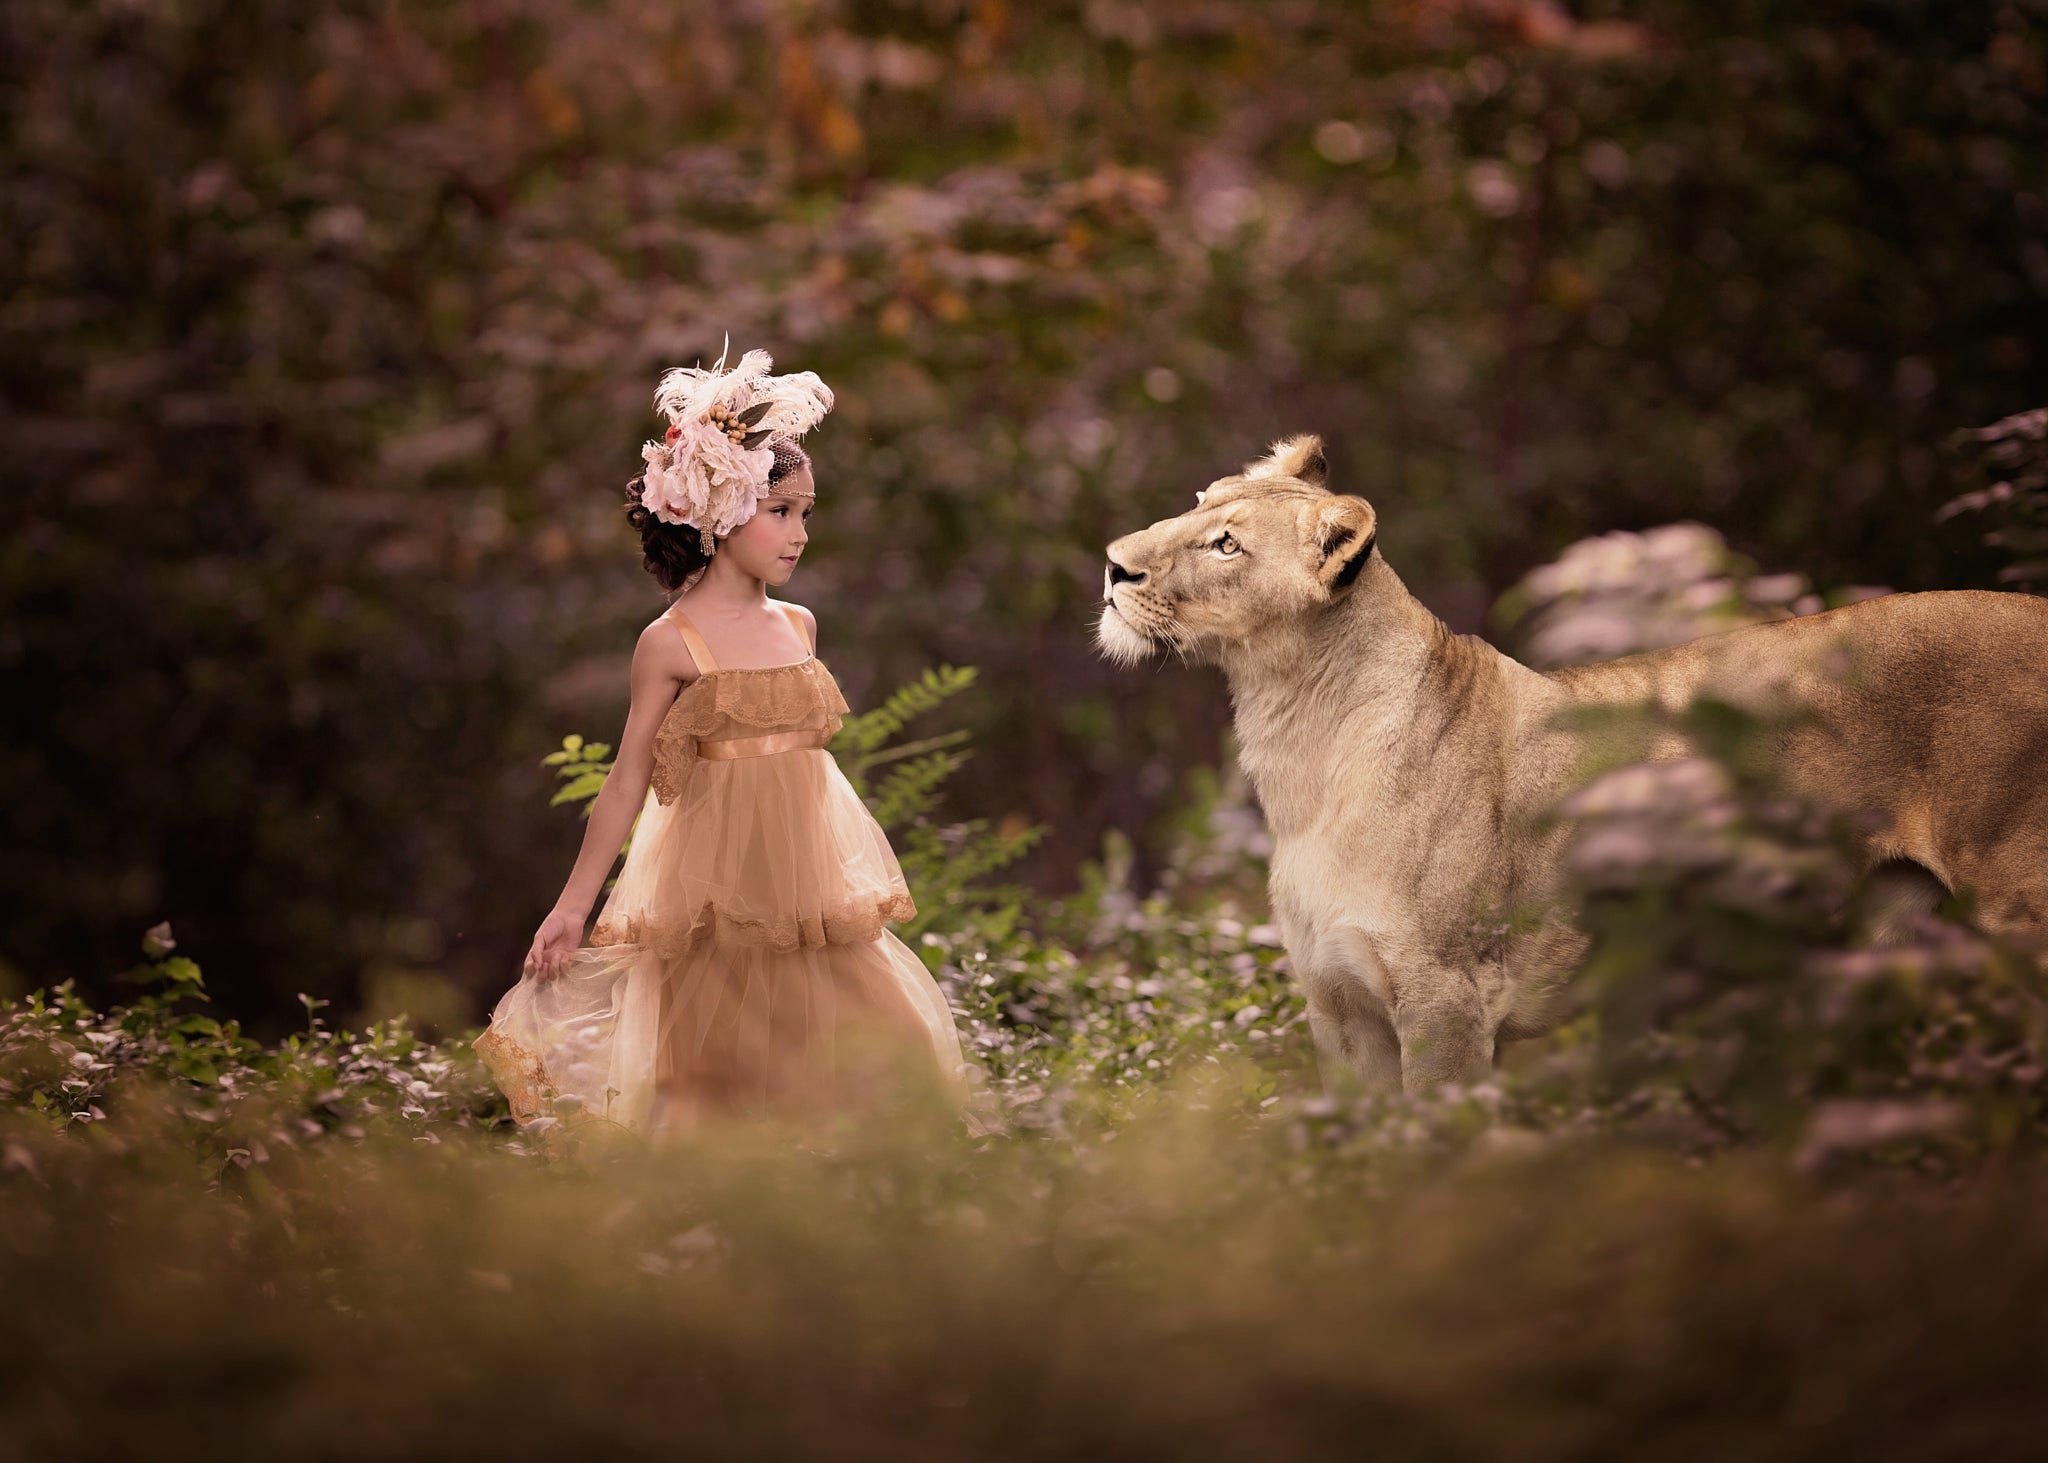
[1104,548,1148,604]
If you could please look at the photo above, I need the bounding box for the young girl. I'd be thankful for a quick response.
[474,348,968,1133]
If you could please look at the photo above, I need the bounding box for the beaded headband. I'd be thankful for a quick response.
[638,342,834,556]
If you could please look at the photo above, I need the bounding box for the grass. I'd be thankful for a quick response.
[7,1072,2048,1460]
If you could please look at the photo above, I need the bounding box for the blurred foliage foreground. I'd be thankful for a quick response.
[7,522,2048,1458]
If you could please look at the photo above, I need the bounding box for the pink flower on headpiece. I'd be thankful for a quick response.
[640,422,773,537]
[638,341,835,545]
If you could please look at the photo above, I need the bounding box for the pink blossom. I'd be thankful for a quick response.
[639,425,774,535]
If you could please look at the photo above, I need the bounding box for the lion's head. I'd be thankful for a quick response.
[1096,434,1379,667]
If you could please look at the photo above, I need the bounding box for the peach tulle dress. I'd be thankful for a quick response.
[474,601,968,1133]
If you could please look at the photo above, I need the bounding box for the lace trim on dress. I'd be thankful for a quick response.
[474,1026,549,1124]
[473,1027,630,1149]
[648,660,851,805]
[680,658,849,725]
[590,889,917,958]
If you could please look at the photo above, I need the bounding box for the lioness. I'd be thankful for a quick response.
[1099,435,2048,1095]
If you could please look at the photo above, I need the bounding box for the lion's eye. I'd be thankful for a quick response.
[1213,532,1241,557]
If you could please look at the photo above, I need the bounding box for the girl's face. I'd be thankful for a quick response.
[721,464,815,587]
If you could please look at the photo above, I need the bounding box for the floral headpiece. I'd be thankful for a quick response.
[638,343,835,556]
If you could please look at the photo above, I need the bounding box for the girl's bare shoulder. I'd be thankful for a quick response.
[634,610,699,683]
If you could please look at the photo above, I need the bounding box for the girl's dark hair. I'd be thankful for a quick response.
[625,435,810,593]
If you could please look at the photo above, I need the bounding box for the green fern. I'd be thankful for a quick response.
[833,666,979,766]
[866,750,971,830]
[894,817,1046,939]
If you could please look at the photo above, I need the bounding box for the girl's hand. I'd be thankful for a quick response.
[524,907,586,981]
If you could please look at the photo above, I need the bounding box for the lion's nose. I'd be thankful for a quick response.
[1106,554,1145,588]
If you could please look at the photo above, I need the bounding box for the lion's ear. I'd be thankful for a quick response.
[1244,433,1328,487]
[1304,494,1378,594]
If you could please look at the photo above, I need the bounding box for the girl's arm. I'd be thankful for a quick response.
[525,619,693,978]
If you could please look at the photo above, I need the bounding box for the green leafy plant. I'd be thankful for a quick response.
[830,665,977,781]
[543,734,615,817]
[832,667,1045,939]
[0,927,503,1162]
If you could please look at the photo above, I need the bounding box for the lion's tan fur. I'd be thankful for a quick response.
[1100,435,2048,1094]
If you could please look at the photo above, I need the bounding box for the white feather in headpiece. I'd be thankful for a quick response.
[637,341,836,540]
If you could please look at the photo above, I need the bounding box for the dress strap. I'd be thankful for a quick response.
[666,606,719,675]
[777,600,814,653]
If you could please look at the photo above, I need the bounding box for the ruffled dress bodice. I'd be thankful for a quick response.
[647,655,848,806]
[588,611,916,958]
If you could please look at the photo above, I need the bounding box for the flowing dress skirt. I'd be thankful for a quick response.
[476,747,968,1133]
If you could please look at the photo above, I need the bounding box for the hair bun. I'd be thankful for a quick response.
[624,478,709,593]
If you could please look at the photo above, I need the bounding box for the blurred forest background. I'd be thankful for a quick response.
[3,0,2044,1028]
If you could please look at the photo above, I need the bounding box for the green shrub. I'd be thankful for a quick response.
[0,927,502,1172]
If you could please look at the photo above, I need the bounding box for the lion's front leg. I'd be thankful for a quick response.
[1302,972,1402,1097]
[1390,975,1495,1094]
